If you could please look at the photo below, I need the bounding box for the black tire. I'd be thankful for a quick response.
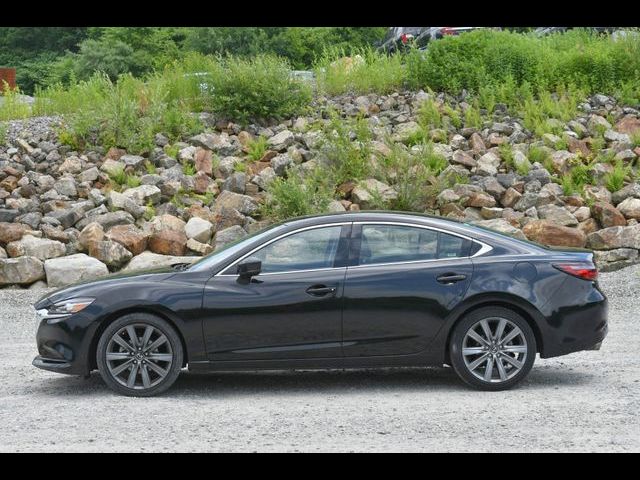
[449,306,536,391]
[96,313,183,397]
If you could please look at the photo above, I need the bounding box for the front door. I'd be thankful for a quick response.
[342,223,474,357]
[202,224,350,361]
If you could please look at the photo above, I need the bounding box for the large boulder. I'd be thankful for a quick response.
[6,235,66,261]
[213,225,247,250]
[351,179,398,209]
[592,202,627,228]
[184,217,214,243]
[586,224,640,250]
[123,251,199,273]
[0,257,45,285]
[44,254,109,288]
[522,220,586,247]
[617,197,640,220]
[144,214,186,234]
[88,240,133,269]
[105,225,148,256]
[214,190,259,216]
[148,230,188,256]
[472,219,527,240]
[594,248,639,272]
[536,204,578,227]
[78,222,105,251]
[267,130,295,151]
[122,185,161,206]
[0,223,29,245]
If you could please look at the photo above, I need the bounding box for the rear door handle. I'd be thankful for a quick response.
[306,285,337,297]
[436,273,467,284]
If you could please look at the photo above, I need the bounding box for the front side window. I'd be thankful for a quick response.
[358,225,470,265]
[237,226,343,274]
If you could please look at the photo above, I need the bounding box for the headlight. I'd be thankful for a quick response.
[37,298,95,320]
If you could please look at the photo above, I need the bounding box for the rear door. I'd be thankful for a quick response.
[342,223,475,357]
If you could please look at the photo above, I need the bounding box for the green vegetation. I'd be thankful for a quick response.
[263,167,335,221]
[0,122,6,146]
[604,162,632,192]
[106,164,142,190]
[182,161,196,176]
[246,136,269,161]
[321,113,373,184]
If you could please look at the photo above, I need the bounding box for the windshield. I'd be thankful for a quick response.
[188,223,288,272]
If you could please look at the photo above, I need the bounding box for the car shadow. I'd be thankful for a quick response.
[27,365,597,398]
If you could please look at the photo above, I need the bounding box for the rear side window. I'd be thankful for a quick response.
[358,225,470,265]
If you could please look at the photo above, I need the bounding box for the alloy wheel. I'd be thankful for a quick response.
[105,323,174,390]
[461,317,528,383]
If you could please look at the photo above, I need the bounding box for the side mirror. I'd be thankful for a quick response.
[237,259,262,279]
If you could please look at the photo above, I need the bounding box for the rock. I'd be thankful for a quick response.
[214,225,247,250]
[267,130,294,151]
[105,225,148,256]
[0,256,45,285]
[78,222,105,251]
[587,114,611,134]
[476,152,500,176]
[79,211,134,231]
[0,223,29,245]
[185,217,214,243]
[123,251,199,273]
[594,248,639,272]
[586,224,640,250]
[122,185,161,205]
[194,148,213,176]
[501,188,522,209]
[604,129,630,143]
[522,220,586,247]
[145,214,186,234]
[617,197,640,220]
[148,230,188,256]
[120,154,145,169]
[44,208,85,230]
[592,202,627,228]
[612,183,640,205]
[53,177,77,197]
[574,206,591,222]
[465,191,496,208]
[578,218,600,235]
[473,219,527,240]
[351,179,398,209]
[108,191,146,219]
[59,156,83,174]
[393,121,422,143]
[88,240,133,269]
[536,204,578,227]
[213,206,246,231]
[44,254,109,287]
[6,235,67,261]
[615,116,640,135]
[327,200,347,212]
[214,190,259,216]
[271,154,294,175]
[0,209,19,223]
[186,238,214,255]
[452,150,476,168]
[469,132,486,154]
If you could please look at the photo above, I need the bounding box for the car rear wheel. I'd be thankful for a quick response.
[450,307,536,391]
[96,313,183,397]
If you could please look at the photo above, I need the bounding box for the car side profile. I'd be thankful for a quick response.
[33,211,608,396]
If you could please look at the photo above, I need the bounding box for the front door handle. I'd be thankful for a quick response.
[306,285,337,297]
[436,273,467,284]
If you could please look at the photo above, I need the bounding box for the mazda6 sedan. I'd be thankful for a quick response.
[33,211,608,396]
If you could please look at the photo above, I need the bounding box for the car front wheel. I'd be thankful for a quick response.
[450,306,536,391]
[96,313,183,397]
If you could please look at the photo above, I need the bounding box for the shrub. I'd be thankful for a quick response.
[0,122,7,146]
[604,162,631,192]
[315,46,405,95]
[321,112,372,184]
[263,167,335,221]
[246,135,269,161]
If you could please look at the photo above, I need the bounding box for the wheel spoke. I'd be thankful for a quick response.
[495,318,507,343]
[495,356,508,381]
[110,359,133,376]
[126,363,139,387]
[479,319,493,342]
[500,327,522,346]
[126,326,139,349]
[500,353,523,370]
[147,353,173,362]
[145,360,168,378]
[502,345,527,354]
[112,334,135,353]
[467,329,490,347]
[141,365,151,388]
[144,334,168,353]
[462,347,486,356]
[141,326,154,350]
[106,352,131,361]
[468,353,490,371]
[483,356,495,381]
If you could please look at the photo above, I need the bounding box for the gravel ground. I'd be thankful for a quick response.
[1,266,639,452]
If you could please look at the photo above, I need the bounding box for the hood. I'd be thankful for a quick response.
[35,266,179,308]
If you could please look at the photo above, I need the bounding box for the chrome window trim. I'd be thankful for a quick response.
[215,222,351,277]
[214,220,493,278]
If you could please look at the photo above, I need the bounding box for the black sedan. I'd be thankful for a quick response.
[33,212,608,396]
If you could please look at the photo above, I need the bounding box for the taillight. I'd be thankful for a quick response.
[441,27,456,36]
[553,263,598,281]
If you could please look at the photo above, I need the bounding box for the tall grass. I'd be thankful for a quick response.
[0,83,31,121]
[315,46,405,95]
